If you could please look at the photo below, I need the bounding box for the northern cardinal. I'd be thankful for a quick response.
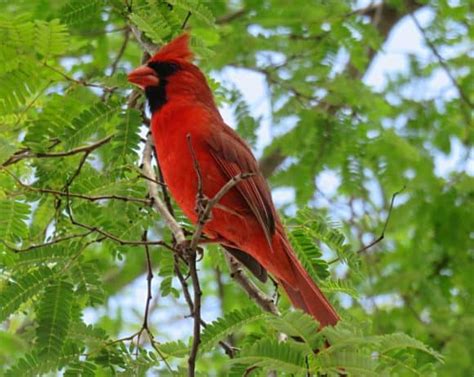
[128,34,339,327]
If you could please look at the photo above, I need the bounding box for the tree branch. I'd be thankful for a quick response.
[225,254,279,315]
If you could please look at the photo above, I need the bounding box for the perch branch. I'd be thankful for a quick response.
[225,254,280,315]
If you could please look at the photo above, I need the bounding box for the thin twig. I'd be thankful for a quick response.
[43,62,116,93]
[181,11,192,29]
[174,254,235,358]
[410,13,473,109]
[355,186,405,254]
[1,230,94,253]
[110,27,131,76]
[64,149,92,189]
[137,230,154,345]
[329,186,405,264]
[1,135,113,167]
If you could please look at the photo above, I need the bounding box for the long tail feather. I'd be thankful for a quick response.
[279,237,340,327]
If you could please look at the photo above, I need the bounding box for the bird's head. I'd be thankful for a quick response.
[128,33,214,113]
[127,33,193,90]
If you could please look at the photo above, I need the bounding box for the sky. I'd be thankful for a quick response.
[85,4,473,341]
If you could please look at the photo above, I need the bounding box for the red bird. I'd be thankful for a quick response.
[128,34,339,327]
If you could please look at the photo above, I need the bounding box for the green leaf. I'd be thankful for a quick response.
[295,208,357,268]
[0,15,35,53]
[36,281,75,357]
[129,12,170,45]
[376,333,444,362]
[14,244,76,269]
[0,267,53,322]
[68,322,108,352]
[0,65,42,114]
[0,200,30,242]
[232,338,308,374]
[288,226,330,281]
[200,306,266,353]
[69,261,105,306]
[6,345,81,377]
[62,101,118,149]
[5,352,41,377]
[0,138,17,164]
[35,19,69,59]
[318,349,379,376]
[320,279,359,299]
[159,340,189,358]
[267,310,322,351]
[60,0,104,25]
[63,361,97,377]
[159,250,178,298]
[111,109,142,163]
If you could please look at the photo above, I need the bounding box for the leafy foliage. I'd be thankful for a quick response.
[129,11,171,45]
[200,306,266,353]
[0,0,471,375]
[0,267,52,322]
[35,19,69,59]
[0,200,31,243]
[36,281,75,357]
[232,338,308,374]
[111,109,142,164]
[62,101,118,149]
[60,0,104,25]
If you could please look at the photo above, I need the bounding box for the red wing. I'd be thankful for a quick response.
[207,125,276,246]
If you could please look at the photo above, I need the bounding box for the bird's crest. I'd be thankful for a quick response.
[149,33,193,63]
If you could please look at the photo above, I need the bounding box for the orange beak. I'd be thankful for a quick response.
[127,65,159,89]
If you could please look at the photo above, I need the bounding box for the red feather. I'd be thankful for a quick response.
[149,33,193,63]
[128,35,340,327]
